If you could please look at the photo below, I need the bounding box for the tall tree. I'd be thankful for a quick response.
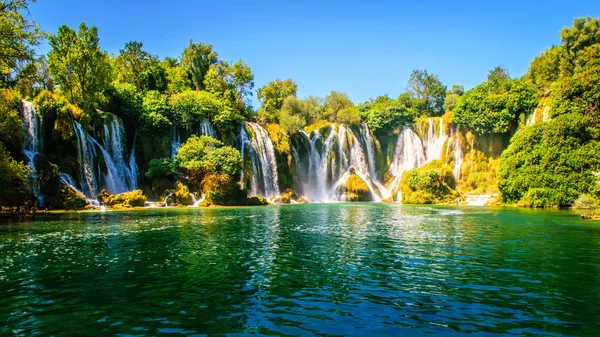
[204,60,254,112]
[181,41,218,90]
[257,78,297,121]
[561,17,600,67]
[48,23,111,111]
[115,41,156,91]
[0,0,44,87]
[407,69,446,116]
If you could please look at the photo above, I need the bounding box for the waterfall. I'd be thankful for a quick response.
[21,101,43,203]
[128,132,138,190]
[198,119,216,137]
[423,118,446,162]
[388,126,426,193]
[21,101,41,153]
[73,115,138,199]
[170,123,181,159]
[239,122,280,198]
[296,123,388,201]
[359,124,391,200]
[542,106,550,122]
[526,109,537,126]
[73,121,99,198]
[451,126,464,180]
[102,112,137,190]
[59,172,83,195]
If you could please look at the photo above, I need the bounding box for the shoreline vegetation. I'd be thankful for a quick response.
[2,2,600,218]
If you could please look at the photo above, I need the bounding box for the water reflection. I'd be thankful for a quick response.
[0,205,599,335]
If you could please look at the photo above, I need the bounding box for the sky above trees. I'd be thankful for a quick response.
[28,0,600,106]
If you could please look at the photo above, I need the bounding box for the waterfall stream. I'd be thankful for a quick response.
[239,122,280,198]
[72,113,138,199]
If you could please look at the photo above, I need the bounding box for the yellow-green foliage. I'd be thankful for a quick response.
[345,173,370,201]
[304,120,333,135]
[33,90,83,140]
[273,188,308,204]
[400,160,457,204]
[99,189,147,208]
[59,185,88,210]
[457,149,499,194]
[173,181,193,206]
[265,123,290,155]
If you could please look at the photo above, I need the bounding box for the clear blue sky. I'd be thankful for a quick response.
[28,0,600,106]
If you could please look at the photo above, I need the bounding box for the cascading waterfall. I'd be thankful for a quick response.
[102,112,138,190]
[21,101,43,204]
[389,126,426,185]
[72,114,138,199]
[542,106,550,122]
[21,101,41,153]
[422,118,446,162]
[450,126,464,180]
[296,124,388,201]
[170,123,182,159]
[73,121,99,198]
[199,119,216,137]
[239,122,280,198]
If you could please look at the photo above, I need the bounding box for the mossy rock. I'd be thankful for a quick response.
[399,160,457,204]
[98,189,147,208]
[59,185,88,210]
[247,196,269,206]
[343,173,371,202]
[272,188,307,204]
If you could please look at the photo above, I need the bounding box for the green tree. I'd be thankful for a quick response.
[145,158,175,178]
[175,135,243,198]
[204,60,254,112]
[0,143,30,206]
[0,0,44,87]
[359,95,417,133]
[453,69,537,134]
[48,23,111,111]
[323,91,353,122]
[444,84,464,111]
[114,41,157,91]
[0,88,23,150]
[407,69,446,116]
[181,40,218,91]
[560,17,600,67]
[169,90,223,130]
[257,78,298,121]
[498,114,600,207]
[162,57,191,94]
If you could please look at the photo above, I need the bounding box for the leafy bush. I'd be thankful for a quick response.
[146,158,175,178]
[170,90,223,129]
[399,160,456,204]
[498,114,600,207]
[453,73,537,134]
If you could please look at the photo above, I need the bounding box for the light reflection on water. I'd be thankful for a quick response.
[1,204,599,336]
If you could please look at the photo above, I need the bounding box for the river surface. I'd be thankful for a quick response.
[1,204,599,336]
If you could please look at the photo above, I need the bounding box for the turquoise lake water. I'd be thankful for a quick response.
[1,204,599,336]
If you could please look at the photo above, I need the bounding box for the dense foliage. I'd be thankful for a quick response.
[453,68,537,134]
[1,1,600,210]
[399,161,456,204]
[498,115,600,207]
